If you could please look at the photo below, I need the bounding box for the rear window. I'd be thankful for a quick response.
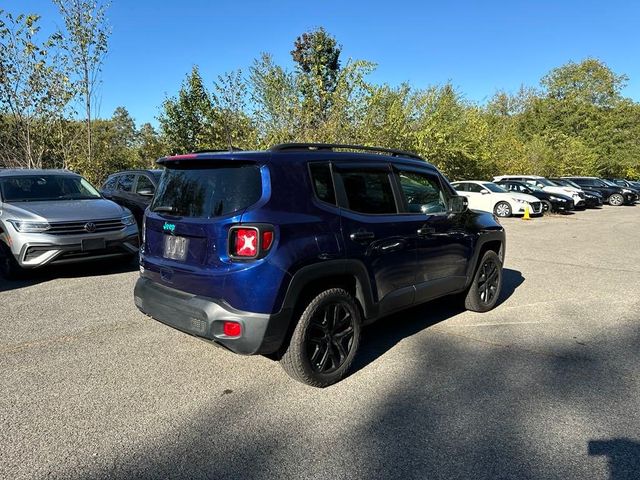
[150,164,262,218]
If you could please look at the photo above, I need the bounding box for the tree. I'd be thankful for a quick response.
[158,66,215,153]
[137,123,166,166]
[53,0,110,166]
[212,70,255,149]
[0,10,71,168]
[541,58,628,108]
[249,53,300,146]
[291,27,342,125]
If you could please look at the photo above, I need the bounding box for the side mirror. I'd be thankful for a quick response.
[138,188,155,197]
[480,189,490,195]
[449,196,468,213]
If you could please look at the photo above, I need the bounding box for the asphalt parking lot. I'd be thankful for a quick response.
[1,206,639,480]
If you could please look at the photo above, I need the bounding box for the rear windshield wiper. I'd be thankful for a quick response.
[153,206,176,213]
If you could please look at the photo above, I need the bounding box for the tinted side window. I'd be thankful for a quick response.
[340,170,396,214]
[308,163,336,205]
[136,175,155,194]
[467,183,484,193]
[398,171,447,213]
[102,176,117,190]
[116,174,135,192]
[453,183,467,192]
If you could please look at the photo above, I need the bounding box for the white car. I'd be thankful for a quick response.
[493,175,585,209]
[452,180,542,217]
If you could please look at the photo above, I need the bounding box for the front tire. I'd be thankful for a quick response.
[541,200,552,214]
[494,201,512,217]
[608,193,624,206]
[280,288,361,388]
[464,250,503,312]
[0,242,24,280]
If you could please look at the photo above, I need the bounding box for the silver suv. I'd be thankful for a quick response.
[0,169,139,278]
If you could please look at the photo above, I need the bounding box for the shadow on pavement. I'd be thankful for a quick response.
[588,438,640,480]
[0,257,137,293]
[351,268,524,375]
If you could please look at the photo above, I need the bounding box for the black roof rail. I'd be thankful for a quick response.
[269,143,424,161]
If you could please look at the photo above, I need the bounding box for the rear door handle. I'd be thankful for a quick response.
[417,226,435,237]
[350,230,375,242]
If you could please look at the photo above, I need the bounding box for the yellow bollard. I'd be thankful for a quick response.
[522,204,531,221]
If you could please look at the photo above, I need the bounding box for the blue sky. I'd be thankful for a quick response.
[12,0,640,127]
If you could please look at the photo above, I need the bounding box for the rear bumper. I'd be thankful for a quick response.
[134,276,289,355]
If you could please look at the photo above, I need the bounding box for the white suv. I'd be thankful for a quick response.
[493,175,585,208]
[451,181,542,217]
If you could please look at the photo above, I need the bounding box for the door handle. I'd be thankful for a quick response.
[417,226,435,237]
[350,230,375,242]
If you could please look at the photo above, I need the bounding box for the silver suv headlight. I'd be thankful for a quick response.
[121,214,136,226]
[8,220,51,233]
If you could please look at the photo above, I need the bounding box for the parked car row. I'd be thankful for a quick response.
[452,174,638,217]
[0,169,139,279]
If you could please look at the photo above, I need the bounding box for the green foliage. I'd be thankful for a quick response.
[158,66,218,153]
[291,27,342,124]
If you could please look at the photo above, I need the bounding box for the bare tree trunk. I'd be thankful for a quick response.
[84,64,92,164]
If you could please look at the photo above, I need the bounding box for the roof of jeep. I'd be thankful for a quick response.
[157,149,437,171]
[0,169,78,177]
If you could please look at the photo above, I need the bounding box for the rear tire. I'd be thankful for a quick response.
[608,193,624,206]
[280,288,361,388]
[464,250,503,312]
[494,201,512,217]
[0,242,24,280]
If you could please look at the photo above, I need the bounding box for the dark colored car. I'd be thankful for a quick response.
[101,170,163,227]
[561,177,636,206]
[494,180,574,213]
[605,179,640,198]
[133,143,506,387]
[548,178,603,208]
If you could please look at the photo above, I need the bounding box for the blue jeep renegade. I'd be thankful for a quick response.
[134,143,506,387]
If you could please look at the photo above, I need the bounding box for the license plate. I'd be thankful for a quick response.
[82,238,105,251]
[163,235,189,261]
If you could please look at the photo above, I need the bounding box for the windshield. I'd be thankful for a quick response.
[0,175,101,202]
[523,183,544,192]
[535,178,555,187]
[482,182,507,193]
[151,163,262,218]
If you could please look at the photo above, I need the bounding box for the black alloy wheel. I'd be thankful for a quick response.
[477,258,500,306]
[280,288,361,387]
[464,250,503,312]
[306,302,355,374]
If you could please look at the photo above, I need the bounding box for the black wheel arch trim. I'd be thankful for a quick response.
[464,229,506,289]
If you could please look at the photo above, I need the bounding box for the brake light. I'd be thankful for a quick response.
[234,228,258,257]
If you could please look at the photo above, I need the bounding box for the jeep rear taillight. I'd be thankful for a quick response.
[234,228,259,257]
[229,225,274,259]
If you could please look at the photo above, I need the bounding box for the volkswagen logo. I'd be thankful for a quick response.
[84,222,96,233]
